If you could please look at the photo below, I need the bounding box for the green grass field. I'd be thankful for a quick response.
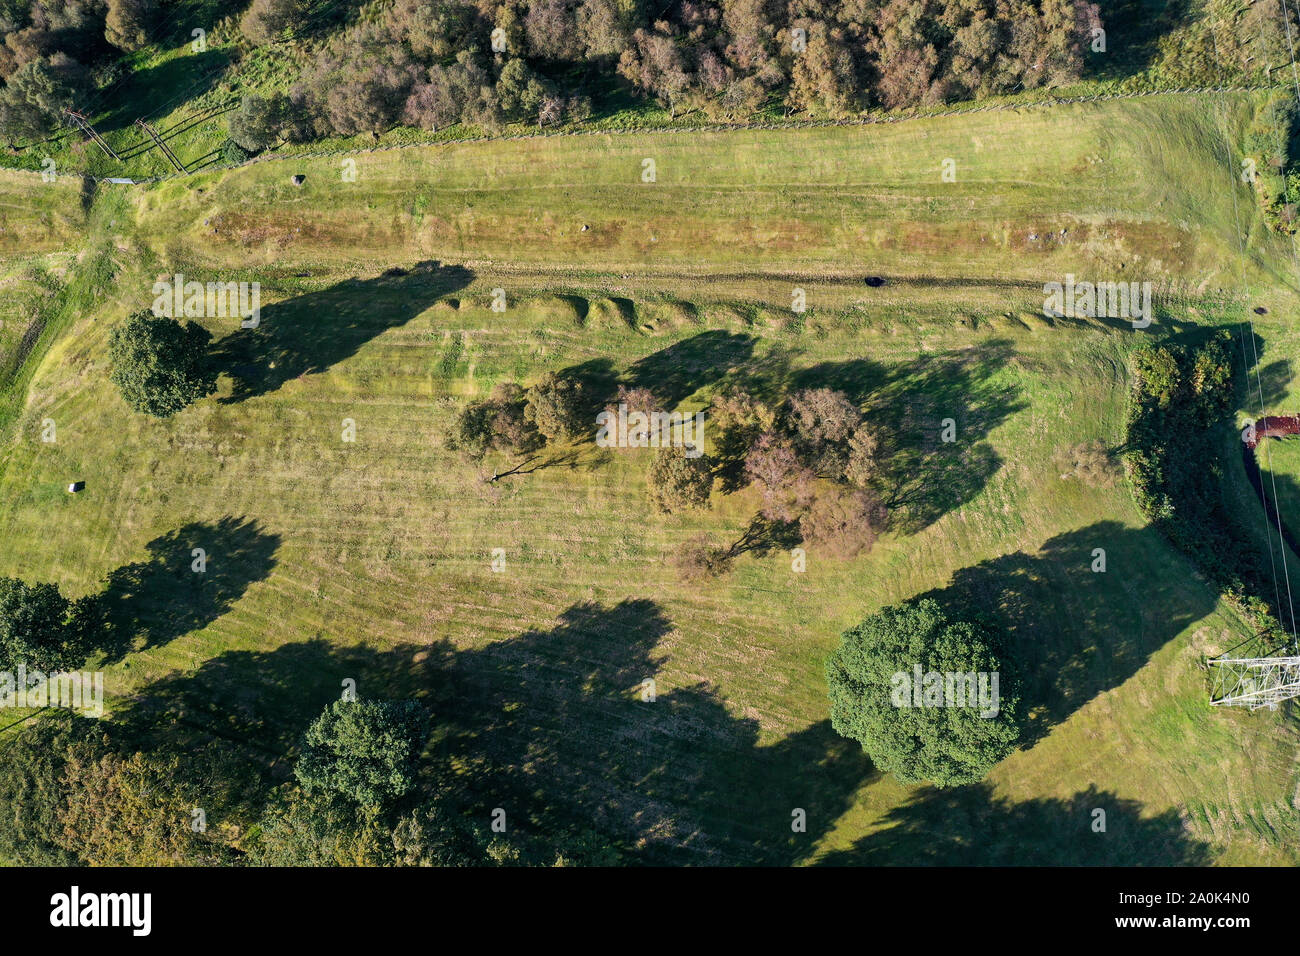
[1,91,1298,864]
[128,95,1291,286]
[0,168,87,259]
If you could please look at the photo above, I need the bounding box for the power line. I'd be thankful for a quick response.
[1251,1,1300,643]
[1206,11,1300,706]
[1209,26,1298,643]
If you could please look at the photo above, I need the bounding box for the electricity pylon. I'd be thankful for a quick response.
[134,119,187,173]
[63,110,120,161]
[1209,656,1300,709]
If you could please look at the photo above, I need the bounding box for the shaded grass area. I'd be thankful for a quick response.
[96,515,281,664]
[915,521,1218,746]
[213,262,475,403]
[819,782,1212,865]
[118,602,872,864]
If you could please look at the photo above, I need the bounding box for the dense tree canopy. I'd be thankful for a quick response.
[523,372,587,442]
[0,712,236,866]
[9,0,1297,147]
[107,310,217,418]
[0,576,88,672]
[103,0,152,53]
[239,0,306,45]
[0,0,154,142]
[216,0,1103,144]
[446,381,542,460]
[0,52,88,141]
[294,699,432,811]
[227,94,284,152]
[826,598,1021,787]
[0,698,617,867]
[647,445,713,513]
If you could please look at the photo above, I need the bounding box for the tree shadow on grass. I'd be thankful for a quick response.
[1245,446,1300,565]
[94,49,231,135]
[119,598,871,864]
[94,516,281,664]
[212,261,473,404]
[1254,358,1294,410]
[817,782,1213,865]
[1087,0,1199,83]
[794,339,1025,534]
[624,330,758,407]
[913,521,1218,746]
[550,332,760,443]
[552,356,621,423]
[723,514,803,559]
[554,332,1015,540]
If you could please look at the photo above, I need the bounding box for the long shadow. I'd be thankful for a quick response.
[795,339,1025,534]
[116,637,375,762]
[435,599,871,864]
[119,599,872,865]
[818,782,1213,865]
[914,521,1217,744]
[212,261,473,403]
[1242,442,1300,562]
[1097,0,1199,79]
[94,50,230,135]
[158,102,239,142]
[154,0,256,45]
[724,514,802,559]
[1255,359,1293,409]
[551,356,621,424]
[93,516,281,664]
[624,330,758,407]
[117,104,236,163]
[106,531,1213,864]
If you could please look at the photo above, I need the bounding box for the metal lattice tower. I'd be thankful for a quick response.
[63,109,120,161]
[1209,656,1300,710]
[134,119,187,173]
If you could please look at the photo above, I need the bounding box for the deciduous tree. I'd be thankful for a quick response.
[647,445,713,513]
[826,598,1021,787]
[295,699,432,811]
[108,310,216,418]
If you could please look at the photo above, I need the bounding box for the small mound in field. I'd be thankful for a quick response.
[864,276,886,287]
[1255,306,1268,315]
[698,304,750,328]
[990,312,1031,331]
[747,305,792,331]
[529,294,587,326]
[584,297,636,331]
[637,300,699,334]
